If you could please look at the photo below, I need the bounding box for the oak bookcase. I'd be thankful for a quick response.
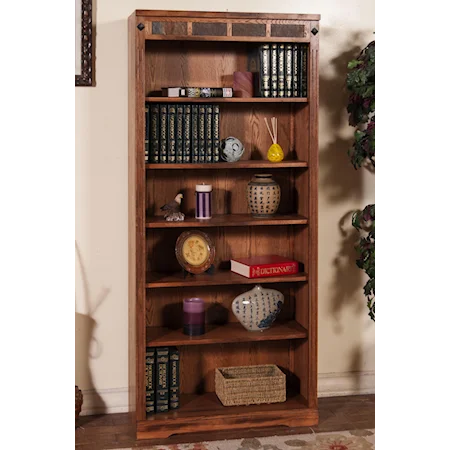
[128,9,320,442]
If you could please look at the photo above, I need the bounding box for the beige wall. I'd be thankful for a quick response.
[76,0,375,411]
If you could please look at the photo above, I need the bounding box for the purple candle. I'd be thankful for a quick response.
[195,184,212,219]
[183,298,205,336]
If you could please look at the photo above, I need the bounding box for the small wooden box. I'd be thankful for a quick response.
[215,364,286,406]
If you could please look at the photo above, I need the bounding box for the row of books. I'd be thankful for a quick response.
[146,346,179,414]
[145,103,220,164]
[257,43,308,98]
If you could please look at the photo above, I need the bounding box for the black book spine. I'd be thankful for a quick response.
[301,45,308,98]
[212,105,220,163]
[277,44,285,98]
[292,44,299,98]
[183,104,191,163]
[191,105,199,163]
[145,103,150,163]
[259,44,270,98]
[169,347,180,410]
[145,347,156,414]
[168,104,176,164]
[156,347,169,413]
[198,104,206,163]
[150,104,160,163]
[159,104,168,163]
[285,44,293,98]
[270,44,278,98]
[205,104,213,163]
[175,104,184,163]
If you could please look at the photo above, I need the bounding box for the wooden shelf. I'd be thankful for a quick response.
[146,214,308,228]
[146,160,308,170]
[145,97,308,103]
[146,321,307,347]
[138,392,315,439]
[146,270,308,288]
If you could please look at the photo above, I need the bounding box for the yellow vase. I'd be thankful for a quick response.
[267,143,284,162]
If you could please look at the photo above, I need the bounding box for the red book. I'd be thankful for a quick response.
[230,255,299,279]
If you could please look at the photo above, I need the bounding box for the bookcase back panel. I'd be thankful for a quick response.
[179,341,294,394]
[146,226,304,273]
[145,284,296,327]
[145,169,300,217]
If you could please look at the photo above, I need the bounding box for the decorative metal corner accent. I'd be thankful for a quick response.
[311,27,319,36]
[75,0,94,86]
[137,23,145,31]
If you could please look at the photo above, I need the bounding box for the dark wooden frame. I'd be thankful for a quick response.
[75,0,94,86]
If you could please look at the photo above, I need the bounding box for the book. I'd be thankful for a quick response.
[277,44,285,98]
[162,87,182,97]
[259,44,270,98]
[301,45,308,98]
[168,104,177,163]
[198,104,206,163]
[285,44,293,98]
[144,103,150,162]
[159,104,168,163]
[145,347,156,414]
[230,255,299,279]
[186,87,232,98]
[176,104,184,163]
[169,347,180,410]
[150,104,160,163]
[183,104,192,163]
[156,347,169,413]
[205,104,213,163]
[191,104,199,163]
[292,44,299,97]
[270,44,278,97]
[212,104,220,163]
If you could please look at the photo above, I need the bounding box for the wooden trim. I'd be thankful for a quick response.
[136,10,321,20]
[75,0,94,86]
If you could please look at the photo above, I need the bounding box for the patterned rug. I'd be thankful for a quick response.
[117,429,374,450]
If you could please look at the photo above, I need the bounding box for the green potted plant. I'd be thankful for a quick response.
[346,41,375,321]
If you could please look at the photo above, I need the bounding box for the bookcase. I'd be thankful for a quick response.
[128,9,320,442]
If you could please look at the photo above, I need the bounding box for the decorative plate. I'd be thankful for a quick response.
[175,230,215,274]
[232,285,284,331]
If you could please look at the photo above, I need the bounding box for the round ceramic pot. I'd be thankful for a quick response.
[247,174,281,218]
[232,285,284,331]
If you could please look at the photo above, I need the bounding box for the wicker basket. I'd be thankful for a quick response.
[215,364,286,406]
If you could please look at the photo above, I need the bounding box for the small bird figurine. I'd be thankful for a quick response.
[160,193,185,221]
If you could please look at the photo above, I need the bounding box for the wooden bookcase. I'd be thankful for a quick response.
[128,9,320,442]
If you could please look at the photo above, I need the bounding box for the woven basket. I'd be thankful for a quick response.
[215,364,286,406]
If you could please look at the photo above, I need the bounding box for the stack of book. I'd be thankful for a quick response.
[145,346,180,414]
[144,103,220,164]
[255,43,308,98]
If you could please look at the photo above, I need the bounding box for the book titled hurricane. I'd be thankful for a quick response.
[198,104,206,163]
[285,44,293,98]
[259,44,270,98]
[144,103,150,162]
[270,44,278,97]
[168,104,177,164]
[150,104,159,163]
[230,255,299,279]
[205,104,213,163]
[183,104,191,163]
[145,347,156,414]
[159,104,168,163]
[212,105,220,163]
[169,347,180,410]
[191,104,199,163]
[156,347,169,413]
[176,104,184,163]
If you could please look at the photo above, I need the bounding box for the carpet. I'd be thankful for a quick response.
[117,429,375,450]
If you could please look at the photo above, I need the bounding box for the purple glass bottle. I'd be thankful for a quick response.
[183,297,205,336]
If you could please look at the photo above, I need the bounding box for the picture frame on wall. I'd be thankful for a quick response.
[75,0,94,86]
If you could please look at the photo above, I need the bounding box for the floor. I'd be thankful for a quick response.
[75,394,375,450]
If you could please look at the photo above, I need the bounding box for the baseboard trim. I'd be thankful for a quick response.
[318,371,375,397]
[80,371,374,415]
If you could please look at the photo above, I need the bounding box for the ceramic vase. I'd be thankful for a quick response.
[231,285,284,331]
[247,174,281,218]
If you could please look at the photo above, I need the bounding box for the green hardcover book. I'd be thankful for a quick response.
[183,104,192,163]
[176,104,184,163]
[156,347,169,413]
[277,44,285,98]
[270,44,278,97]
[292,44,299,97]
[205,104,213,163]
[145,347,156,414]
[301,45,308,98]
[198,104,206,163]
[169,347,180,410]
[150,104,160,163]
[168,104,177,164]
[285,44,293,98]
[191,104,199,163]
[259,44,270,98]
[159,104,168,163]
[144,103,150,163]
[212,105,220,163]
